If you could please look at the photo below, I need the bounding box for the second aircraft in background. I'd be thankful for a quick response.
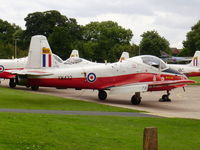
[167,51,200,77]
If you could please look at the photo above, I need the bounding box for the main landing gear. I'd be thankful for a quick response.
[131,92,142,105]
[9,79,16,88]
[98,90,142,105]
[98,90,107,101]
[159,90,171,102]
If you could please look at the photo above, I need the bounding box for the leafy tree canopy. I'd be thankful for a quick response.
[81,21,134,62]
[139,30,170,57]
[182,20,200,56]
[0,19,23,58]
[0,19,21,43]
[48,25,81,59]
[23,10,81,59]
[24,10,68,37]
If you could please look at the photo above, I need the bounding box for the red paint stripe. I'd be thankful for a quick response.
[27,73,190,90]
[0,72,16,78]
[48,54,52,67]
[5,68,24,70]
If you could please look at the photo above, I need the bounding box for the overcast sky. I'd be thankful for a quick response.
[0,0,199,48]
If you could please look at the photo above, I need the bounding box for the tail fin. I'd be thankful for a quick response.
[119,52,129,62]
[189,51,200,67]
[70,50,79,58]
[26,35,54,69]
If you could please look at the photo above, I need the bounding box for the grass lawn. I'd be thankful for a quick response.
[0,87,199,150]
[0,112,199,150]
[0,87,139,112]
[189,76,200,85]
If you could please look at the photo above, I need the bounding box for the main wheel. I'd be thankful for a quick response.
[131,95,141,105]
[31,86,39,91]
[9,79,16,88]
[98,90,107,100]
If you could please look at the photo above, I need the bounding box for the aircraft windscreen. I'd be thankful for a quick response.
[53,54,63,63]
[141,56,167,70]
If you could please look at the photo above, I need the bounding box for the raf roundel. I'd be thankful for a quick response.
[87,73,96,83]
[0,65,4,73]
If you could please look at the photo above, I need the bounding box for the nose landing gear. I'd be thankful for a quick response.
[159,90,171,102]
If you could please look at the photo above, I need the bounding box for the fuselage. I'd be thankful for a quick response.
[27,56,187,91]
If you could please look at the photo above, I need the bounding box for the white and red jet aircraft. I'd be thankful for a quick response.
[9,35,194,105]
[167,51,200,77]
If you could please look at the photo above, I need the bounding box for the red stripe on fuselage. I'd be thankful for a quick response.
[5,68,24,70]
[0,68,23,78]
[0,72,16,78]
[28,73,186,90]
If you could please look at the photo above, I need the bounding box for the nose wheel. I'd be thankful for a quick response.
[98,90,107,100]
[159,90,171,102]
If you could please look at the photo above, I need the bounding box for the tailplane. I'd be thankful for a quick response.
[26,35,54,69]
[189,51,200,67]
[119,52,129,62]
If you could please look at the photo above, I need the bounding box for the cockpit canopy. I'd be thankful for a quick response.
[141,56,167,70]
[64,58,83,64]
[139,55,182,75]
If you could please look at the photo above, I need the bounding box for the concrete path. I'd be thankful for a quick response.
[0,109,160,117]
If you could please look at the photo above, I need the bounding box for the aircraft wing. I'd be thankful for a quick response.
[7,69,53,76]
[109,79,195,94]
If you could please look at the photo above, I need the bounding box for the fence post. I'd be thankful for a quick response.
[143,127,158,150]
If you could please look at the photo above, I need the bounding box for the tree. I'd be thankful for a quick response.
[0,19,21,43]
[23,10,81,59]
[109,44,138,61]
[24,10,67,38]
[48,25,81,59]
[182,20,200,56]
[0,19,23,58]
[139,31,170,57]
[81,21,133,62]
[0,42,14,58]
